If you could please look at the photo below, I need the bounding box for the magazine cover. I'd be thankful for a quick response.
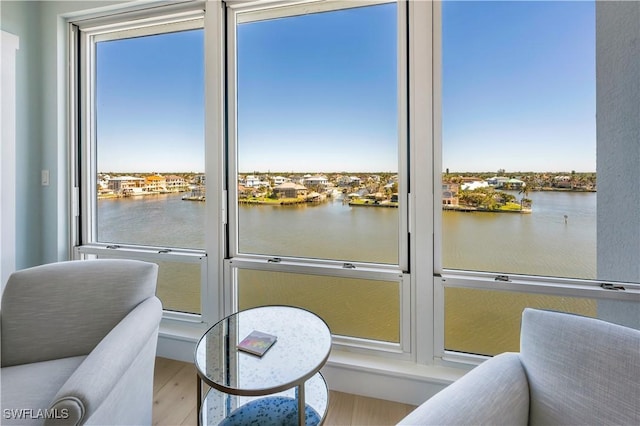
[237,330,277,356]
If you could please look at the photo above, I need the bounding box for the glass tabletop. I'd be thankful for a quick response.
[195,306,332,395]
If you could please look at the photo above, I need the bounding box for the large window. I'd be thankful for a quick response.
[226,1,409,348]
[233,2,401,265]
[69,0,638,365]
[74,13,206,315]
[442,0,596,279]
[437,0,638,358]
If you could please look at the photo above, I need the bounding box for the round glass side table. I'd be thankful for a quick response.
[194,306,332,425]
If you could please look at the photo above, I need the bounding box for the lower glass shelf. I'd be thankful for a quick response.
[200,372,329,426]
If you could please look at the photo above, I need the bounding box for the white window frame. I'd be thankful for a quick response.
[224,0,415,356]
[433,273,640,366]
[63,0,640,369]
[70,2,221,324]
[408,0,435,366]
[430,0,640,366]
[74,245,208,324]
[226,258,411,354]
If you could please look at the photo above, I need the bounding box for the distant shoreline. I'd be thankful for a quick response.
[443,205,532,214]
[536,187,596,193]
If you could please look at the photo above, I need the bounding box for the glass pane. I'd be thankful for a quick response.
[441,1,596,279]
[445,287,595,356]
[236,3,399,264]
[97,256,201,314]
[156,260,201,314]
[237,269,400,342]
[444,287,639,356]
[95,29,205,249]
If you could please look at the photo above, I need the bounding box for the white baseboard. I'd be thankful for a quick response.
[157,332,196,363]
[156,333,465,406]
[320,362,448,406]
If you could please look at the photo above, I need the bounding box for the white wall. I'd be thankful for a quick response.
[596,1,640,329]
[596,1,640,283]
[1,0,125,269]
[1,0,43,271]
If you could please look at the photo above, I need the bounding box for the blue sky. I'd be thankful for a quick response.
[96,30,204,173]
[237,3,397,173]
[442,0,595,173]
[96,1,595,174]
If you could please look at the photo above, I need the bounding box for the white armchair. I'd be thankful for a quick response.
[1,259,162,425]
[398,308,640,425]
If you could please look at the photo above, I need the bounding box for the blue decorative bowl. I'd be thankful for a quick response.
[219,395,322,426]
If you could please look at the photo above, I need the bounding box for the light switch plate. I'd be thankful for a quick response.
[41,169,49,186]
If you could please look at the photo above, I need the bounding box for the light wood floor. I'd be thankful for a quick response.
[153,357,416,426]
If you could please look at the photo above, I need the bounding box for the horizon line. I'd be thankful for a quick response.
[98,170,597,175]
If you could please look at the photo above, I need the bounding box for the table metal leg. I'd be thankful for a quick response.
[297,383,306,426]
[196,374,202,426]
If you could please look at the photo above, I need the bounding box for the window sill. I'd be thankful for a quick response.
[323,349,467,405]
[327,349,466,384]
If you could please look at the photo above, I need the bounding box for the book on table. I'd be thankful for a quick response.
[237,330,277,356]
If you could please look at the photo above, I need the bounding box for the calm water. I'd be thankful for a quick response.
[238,200,399,264]
[443,190,596,279]
[98,194,207,249]
[98,191,596,279]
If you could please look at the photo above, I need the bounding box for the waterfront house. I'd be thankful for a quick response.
[193,174,206,186]
[107,176,145,194]
[164,175,189,192]
[486,176,510,188]
[97,174,112,195]
[237,184,250,198]
[349,176,361,185]
[145,175,167,192]
[271,175,289,185]
[304,175,329,189]
[485,176,525,189]
[272,182,308,198]
[505,178,525,190]
[554,175,573,188]
[442,183,459,206]
[284,175,298,185]
[243,175,261,187]
[460,180,488,191]
[337,175,352,186]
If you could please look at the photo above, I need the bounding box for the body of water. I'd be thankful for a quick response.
[97,191,598,353]
[98,191,596,279]
[98,194,207,249]
[443,190,596,279]
[238,200,399,264]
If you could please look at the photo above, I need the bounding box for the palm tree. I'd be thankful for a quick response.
[519,184,531,209]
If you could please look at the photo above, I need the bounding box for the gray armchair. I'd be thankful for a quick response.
[398,308,640,425]
[1,259,162,425]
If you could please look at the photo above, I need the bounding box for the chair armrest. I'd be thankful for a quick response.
[46,297,162,425]
[398,353,530,426]
[1,260,158,366]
